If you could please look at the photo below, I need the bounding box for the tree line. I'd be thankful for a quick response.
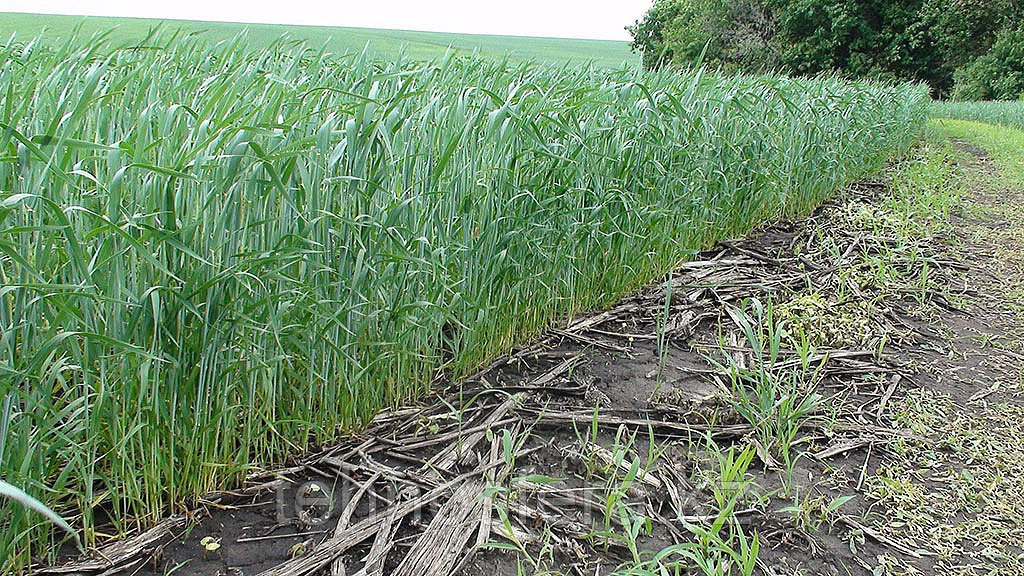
[628,0,1024,100]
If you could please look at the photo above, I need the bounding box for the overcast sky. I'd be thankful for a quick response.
[0,1,653,41]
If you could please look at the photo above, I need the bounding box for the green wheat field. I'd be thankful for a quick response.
[0,12,637,68]
[0,13,930,572]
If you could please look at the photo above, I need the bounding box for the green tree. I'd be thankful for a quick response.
[628,0,778,73]
[628,0,1023,98]
[768,0,941,84]
[920,0,1022,95]
[953,28,1024,100]
[627,0,690,70]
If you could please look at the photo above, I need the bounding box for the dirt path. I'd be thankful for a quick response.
[849,140,1024,576]
[34,137,1024,576]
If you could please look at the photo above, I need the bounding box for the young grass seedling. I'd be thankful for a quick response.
[708,299,824,476]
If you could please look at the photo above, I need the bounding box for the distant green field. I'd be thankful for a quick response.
[0,11,638,67]
[931,100,1024,131]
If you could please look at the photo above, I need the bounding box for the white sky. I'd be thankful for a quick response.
[0,1,653,41]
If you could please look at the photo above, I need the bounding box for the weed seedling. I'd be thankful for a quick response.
[708,299,824,476]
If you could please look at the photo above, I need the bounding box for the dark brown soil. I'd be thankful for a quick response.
[35,141,1024,576]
